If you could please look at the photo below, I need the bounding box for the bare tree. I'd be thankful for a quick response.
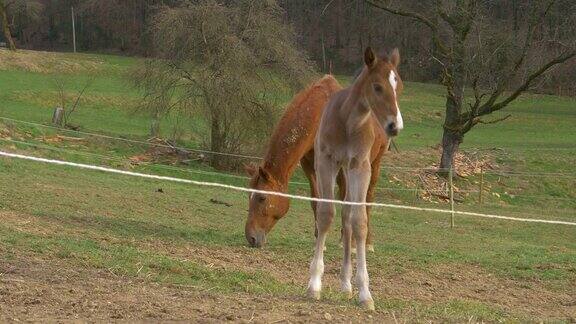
[366,0,576,173]
[52,75,94,128]
[132,0,316,169]
[0,0,15,50]
[0,0,42,51]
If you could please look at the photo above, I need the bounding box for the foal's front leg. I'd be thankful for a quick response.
[340,202,353,298]
[307,157,338,300]
[347,162,374,310]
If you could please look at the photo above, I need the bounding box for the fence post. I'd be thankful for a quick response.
[479,165,484,204]
[414,176,420,202]
[449,167,455,228]
[52,107,65,127]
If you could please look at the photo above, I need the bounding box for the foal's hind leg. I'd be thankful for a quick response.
[365,145,385,252]
[307,155,338,300]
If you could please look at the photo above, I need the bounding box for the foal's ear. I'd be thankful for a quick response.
[389,48,400,68]
[244,163,258,177]
[364,47,377,69]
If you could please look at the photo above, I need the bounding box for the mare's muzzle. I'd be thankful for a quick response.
[245,228,267,248]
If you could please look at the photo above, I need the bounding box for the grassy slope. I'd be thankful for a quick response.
[0,49,575,321]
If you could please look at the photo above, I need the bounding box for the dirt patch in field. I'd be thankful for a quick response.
[2,249,574,323]
[145,242,576,321]
[381,146,497,202]
[128,138,198,166]
[0,257,386,323]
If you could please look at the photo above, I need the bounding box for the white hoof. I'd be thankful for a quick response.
[307,288,321,300]
[360,298,375,311]
[341,285,353,299]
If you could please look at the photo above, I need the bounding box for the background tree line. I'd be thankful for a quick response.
[1,0,574,171]
[2,0,575,96]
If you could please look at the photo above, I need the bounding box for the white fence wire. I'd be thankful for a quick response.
[3,137,575,204]
[1,150,574,227]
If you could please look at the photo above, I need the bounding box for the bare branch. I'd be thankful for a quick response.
[479,49,576,116]
[321,0,336,16]
[481,0,557,109]
[468,77,487,116]
[435,0,476,38]
[65,78,93,123]
[476,114,512,125]
[365,0,436,30]
[364,0,449,56]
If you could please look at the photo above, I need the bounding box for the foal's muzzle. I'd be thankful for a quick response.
[385,121,399,137]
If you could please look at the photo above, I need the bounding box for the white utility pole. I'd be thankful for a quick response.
[71,6,76,53]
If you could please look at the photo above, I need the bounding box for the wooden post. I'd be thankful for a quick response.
[52,107,65,126]
[449,167,455,228]
[71,6,76,53]
[479,165,484,204]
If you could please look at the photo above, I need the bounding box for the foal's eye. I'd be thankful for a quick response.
[373,84,383,93]
[258,195,266,203]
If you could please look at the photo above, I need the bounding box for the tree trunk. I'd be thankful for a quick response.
[439,37,466,173]
[210,116,225,169]
[440,79,465,172]
[0,3,16,51]
[439,129,462,172]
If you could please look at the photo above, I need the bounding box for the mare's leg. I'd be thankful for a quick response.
[347,160,374,310]
[300,152,318,238]
[365,145,385,252]
[307,154,338,300]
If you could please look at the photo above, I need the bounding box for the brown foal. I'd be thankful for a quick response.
[307,47,403,310]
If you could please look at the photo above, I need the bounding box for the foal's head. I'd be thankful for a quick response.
[358,47,404,136]
[244,164,289,248]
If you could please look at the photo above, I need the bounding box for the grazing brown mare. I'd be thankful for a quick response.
[308,48,403,310]
[245,75,389,249]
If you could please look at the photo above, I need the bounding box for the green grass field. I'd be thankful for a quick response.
[0,49,575,322]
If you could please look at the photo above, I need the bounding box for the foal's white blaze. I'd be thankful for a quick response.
[396,108,404,130]
[389,70,398,91]
[388,70,404,130]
